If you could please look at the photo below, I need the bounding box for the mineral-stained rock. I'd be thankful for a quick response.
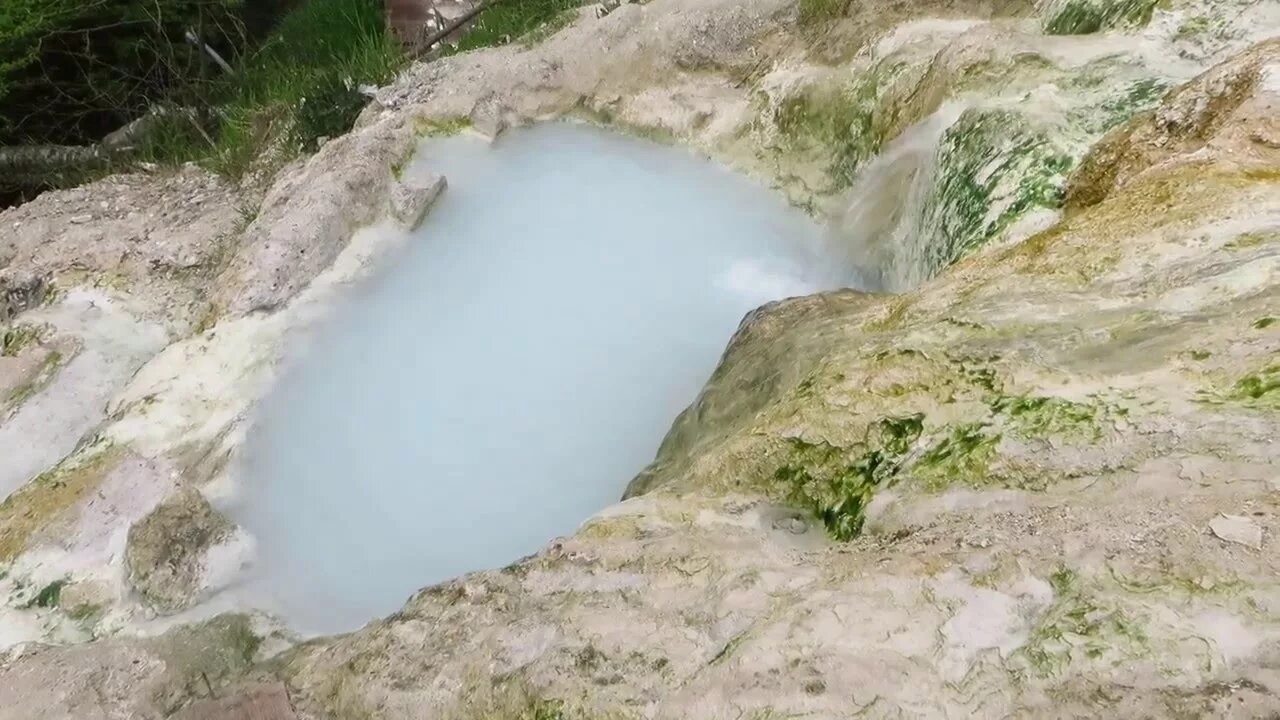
[1065,38,1280,211]
[468,93,516,140]
[0,614,262,720]
[389,173,447,230]
[214,121,416,315]
[125,486,235,614]
[1210,514,1264,549]
[0,270,47,323]
[0,165,243,331]
[170,682,298,720]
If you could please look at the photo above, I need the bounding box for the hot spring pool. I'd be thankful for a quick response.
[233,122,839,633]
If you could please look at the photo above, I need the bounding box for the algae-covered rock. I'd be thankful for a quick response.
[125,486,235,614]
[916,108,1073,273]
[1038,0,1157,34]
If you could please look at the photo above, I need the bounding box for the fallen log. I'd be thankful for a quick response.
[0,144,119,185]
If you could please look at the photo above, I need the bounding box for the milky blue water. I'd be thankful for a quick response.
[233,123,838,634]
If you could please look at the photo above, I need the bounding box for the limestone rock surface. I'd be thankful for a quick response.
[275,39,1280,720]
[0,0,1275,716]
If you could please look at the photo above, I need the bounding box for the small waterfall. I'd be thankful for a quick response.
[827,104,965,293]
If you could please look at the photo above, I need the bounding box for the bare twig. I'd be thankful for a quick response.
[185,28,234,74]
[408,0,499,60]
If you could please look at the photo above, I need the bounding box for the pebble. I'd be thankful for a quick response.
[1209,513,1263,549]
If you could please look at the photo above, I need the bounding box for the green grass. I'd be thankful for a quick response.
[139,0,404,178]
[447,0,583,54]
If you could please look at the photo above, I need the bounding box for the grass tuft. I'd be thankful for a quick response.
[447,0,583,54]
[139,0,404,179]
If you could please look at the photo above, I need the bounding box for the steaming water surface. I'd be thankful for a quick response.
[234,123,838,633]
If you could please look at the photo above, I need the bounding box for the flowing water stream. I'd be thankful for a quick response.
[827,104,964,292]
[232,123,842,633]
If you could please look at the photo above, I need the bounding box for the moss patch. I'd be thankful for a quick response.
[1042,0,1158,35]
[448,678,626,720]
[1176,14,1210,39]
[773,414,924,540]
[774,63,907,189]
[152,613,263,713]
[1108,563,1245,598]
[564,102,679,145]
[763,353,1121,536]
[0,443,123,562]
[4,349,65,412]
[913,423,1000,491]
[578,515,646,541]
[1229,363,1280,406]
[990,394,1108,440]
[22,578,66,609]
[1075,77,1169,134]
[1017,166,1280,275]
[414,116,472,137]
[1224,231,1273,250]
[1,323,48,356]
[918,109,1073,274]
[1013,567,1148,677]
[798,0,849,25]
